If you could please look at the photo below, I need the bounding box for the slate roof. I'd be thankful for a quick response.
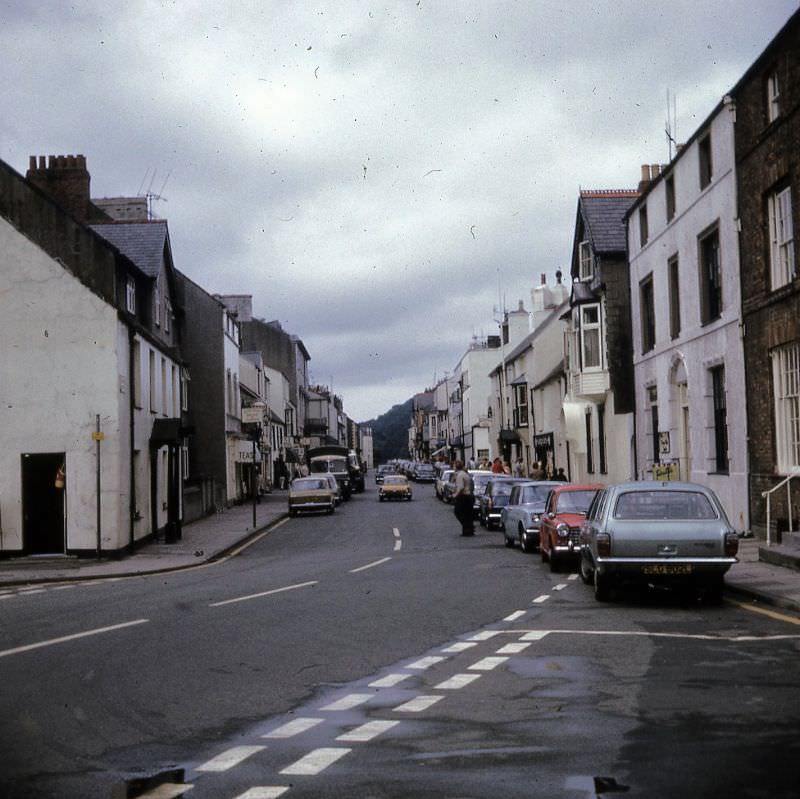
[579,190,638,254]
[89,220,167,278]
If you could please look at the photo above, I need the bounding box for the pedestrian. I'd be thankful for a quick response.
[467,456,476,470]
[529,460,546,480]
[554,467,568,481]
[452,460,475,536]
[491,457,504,474]
[513,458,525,477]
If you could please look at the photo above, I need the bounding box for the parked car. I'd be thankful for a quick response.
[435,469,454,500]
[501,481,561,551]
[470,470,494,518]
[579,481,739,602]
[288,476,336,516]
[378,474,413,501]
[478,476,527,530]
[540,483,603,571]
[412,463,437,483]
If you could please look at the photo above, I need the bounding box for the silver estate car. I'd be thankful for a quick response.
[579,481,739,602]
[501,481,561,552]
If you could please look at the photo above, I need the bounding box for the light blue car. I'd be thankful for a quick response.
[501,481,561,552]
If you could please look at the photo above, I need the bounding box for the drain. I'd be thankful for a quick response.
[111,768,187,798]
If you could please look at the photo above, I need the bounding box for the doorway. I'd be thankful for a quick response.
[22,452,66,554]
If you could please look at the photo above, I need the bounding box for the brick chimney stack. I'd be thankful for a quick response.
[26,154,93,222]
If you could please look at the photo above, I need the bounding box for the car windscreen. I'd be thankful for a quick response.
[293,478,327,490]
[613,490,718,520]
[520,485,552,503]
[492,482,515,496]
[556,490,597,514]
[383,476,406,485]
[310,458,346,473]
[472,474,492,490]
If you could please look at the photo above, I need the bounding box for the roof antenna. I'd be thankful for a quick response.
[665,89,678,161]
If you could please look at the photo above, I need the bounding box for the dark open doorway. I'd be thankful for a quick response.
[22,452,66,554]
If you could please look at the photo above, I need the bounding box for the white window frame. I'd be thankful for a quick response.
[772,342,800,473]
[767,70,781,123]
[154,280,161,326]
[768,186,795,290]
[579,302,603,371]
[579,240,593,281]
[126,276,136,313]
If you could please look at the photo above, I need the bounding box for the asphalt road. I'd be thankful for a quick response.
[1,482,799,798]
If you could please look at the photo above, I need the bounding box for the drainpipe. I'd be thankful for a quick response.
[128,326,136,550]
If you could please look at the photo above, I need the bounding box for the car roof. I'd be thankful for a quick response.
[551,483,604,492]
[608,481,716,493]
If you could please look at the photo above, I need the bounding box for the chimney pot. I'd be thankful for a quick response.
[540,273,546,285]
[640,164,650,182]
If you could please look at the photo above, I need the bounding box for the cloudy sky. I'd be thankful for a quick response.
[3,1,797,421]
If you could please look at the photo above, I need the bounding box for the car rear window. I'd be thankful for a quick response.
[384,476,406,485]
[613,491,718,520]
[293,478,327,490]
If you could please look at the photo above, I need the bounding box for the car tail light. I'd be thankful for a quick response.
[596,532,611,557]
[724,531,739,557]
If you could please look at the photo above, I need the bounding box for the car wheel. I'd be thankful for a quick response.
[594,569,611,602]
[289,509,296,517]
[519,526,533,553]
[505,532,515,548]
[379,496,384,502]
[327,505,334,515]
[579,552,593,585]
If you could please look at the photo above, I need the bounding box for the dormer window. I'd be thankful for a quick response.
[126,276,136,313]
[579,240,594,280]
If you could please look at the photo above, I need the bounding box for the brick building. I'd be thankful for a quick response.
[732,9,800,538]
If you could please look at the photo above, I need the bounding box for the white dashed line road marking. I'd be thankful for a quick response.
[407,655,446,670]
[233,788,289,799]
[532,595,550,604]
[554,583,568,591]
[504,610,527,621]
[496,642,532,654]
[393,695,443,712]
[280,747,351,775]
[520,631,550,641]
[394,540,402,551]
[196,745,265,772]
[369,673,411,688]
[0,595,12,601]
[469,630,503,641]
[18,589,47,596]
[442,641,478,653]
[320,693,372,711]
[262,718,324,739]
[568,573,579,581]
[336,720,400,742]
[434,673,481,690]
[209,581,317,608]
[469,656,509,671]
[392,527,401,537]
[0,618,149,659]
[350,557,391,573]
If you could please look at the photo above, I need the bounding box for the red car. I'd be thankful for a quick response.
[539,483,603,572]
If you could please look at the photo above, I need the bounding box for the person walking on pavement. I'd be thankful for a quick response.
[491,457,504,474]
[529,460,546,480]
[452,460,475,536]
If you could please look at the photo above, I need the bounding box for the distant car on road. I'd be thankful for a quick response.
[540,483,603,571]
[288,476,336,516]
[501,481,561,551]
[375,464,394,484]
[412,463,436,482]
[579,481,739,602]
[378,474,413,501]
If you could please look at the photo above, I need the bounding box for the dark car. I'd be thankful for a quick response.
[478,476,527,530]
[470,470,494,518]
[412,463,437,483]
[375,464,394,484]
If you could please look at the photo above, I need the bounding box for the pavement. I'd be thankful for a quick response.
[1,490,799,614]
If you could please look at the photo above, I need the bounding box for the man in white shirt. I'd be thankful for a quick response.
[452,460,475,536]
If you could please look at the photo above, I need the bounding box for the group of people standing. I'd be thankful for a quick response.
[448,456,568,538]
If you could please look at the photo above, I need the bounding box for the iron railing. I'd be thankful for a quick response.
[762,467,800,546]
